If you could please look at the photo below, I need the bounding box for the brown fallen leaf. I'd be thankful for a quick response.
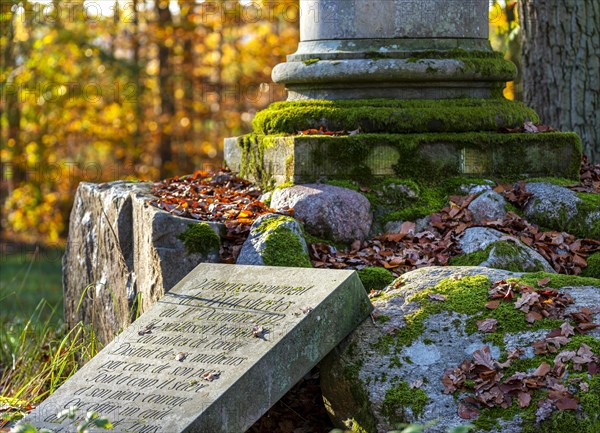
[560,322,575,337]
[458,402,480,420]
[201,372,220,381]
[477,318,498,333]
[576,323,600,334]
[533,362,551,377]
[252,325,265,338]
[517,391,532,408]
[555,396,579,411]
[485,300,501,310]
[526,311,543,323]
[537,277,552,286]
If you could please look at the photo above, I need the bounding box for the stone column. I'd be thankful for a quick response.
[224,0,582,185]
[273,0,512,100]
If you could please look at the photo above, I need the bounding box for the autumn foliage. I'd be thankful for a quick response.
[0,0,299,242]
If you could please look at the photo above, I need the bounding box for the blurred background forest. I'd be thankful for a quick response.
[1,0,521,245]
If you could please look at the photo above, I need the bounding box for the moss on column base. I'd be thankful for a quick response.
[253,98,539,135]
[225,131,582,188]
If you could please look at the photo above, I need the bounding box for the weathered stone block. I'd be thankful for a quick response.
[63,182,223,345]
[20,264,372,433]
[225,132,582,187]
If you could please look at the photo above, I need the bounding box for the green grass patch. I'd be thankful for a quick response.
[0,246,64,323]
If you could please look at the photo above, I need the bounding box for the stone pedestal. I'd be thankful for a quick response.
[224,0,582,185]
[273,0,506,100]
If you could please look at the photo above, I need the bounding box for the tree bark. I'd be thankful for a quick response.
[520,0,600,163]
[155,1,175,178]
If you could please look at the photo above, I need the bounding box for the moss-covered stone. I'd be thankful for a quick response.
[358,267,395,292]
[341,362,378,433]
[322,268,600,433]
[382,381,429,424]
[523,187,599,240]
[582,252,600,279]
[571,192,600,239]
[255,216,312,268]
[450,240,547,273]
[252,98,538,136]
[177,223,221,255]
[233,131,582,187]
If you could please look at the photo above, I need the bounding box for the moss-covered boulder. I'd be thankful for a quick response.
[452,227,555,273]
[523,182,600,239]
[582,252,600,279]
[358,267,395,293]
[236,213,311,268]
[321,267,600,433]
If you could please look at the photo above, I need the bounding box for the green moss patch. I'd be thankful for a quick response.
[517,272,600,289]
[253,98,538,136]
[358,267,395,292]
[571,192,600,239]
[373,272,599,431]
[177,223,221,255]
[255,216,312,268]
[342,362,378,433]
[382,381,429,424]
[582,252,600,279]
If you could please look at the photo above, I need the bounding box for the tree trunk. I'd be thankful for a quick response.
[155,1,175,178]
[2,2,25,186]
[520,0,600,163]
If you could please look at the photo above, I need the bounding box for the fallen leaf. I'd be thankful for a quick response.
[555,396,578,410]
[533,363,551,377]
[458,402,480,420]
[537,277,552,286]
[477,318,498,333]
[560,322,575,337]
[517,391,532,408]
[201,372,220,381]
[252,325,264,338]
[526,311,543,323]
[485,300,501,310]
[428,293,447,302]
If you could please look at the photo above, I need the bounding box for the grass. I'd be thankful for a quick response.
[0,245,64,323]
[0,244,102,427]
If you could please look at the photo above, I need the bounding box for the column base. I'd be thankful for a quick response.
[224,132,582,187]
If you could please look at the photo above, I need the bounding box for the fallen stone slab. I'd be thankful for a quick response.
[19,263,372,433]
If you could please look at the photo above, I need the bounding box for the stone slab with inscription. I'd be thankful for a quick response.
[19,264,372,433]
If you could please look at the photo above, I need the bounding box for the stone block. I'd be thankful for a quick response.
[63,182,223,345]
[224,132,582,187]
[20,264,372,433]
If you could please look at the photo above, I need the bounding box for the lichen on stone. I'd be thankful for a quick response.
[332,269,600,432]
[177,222,221,255]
